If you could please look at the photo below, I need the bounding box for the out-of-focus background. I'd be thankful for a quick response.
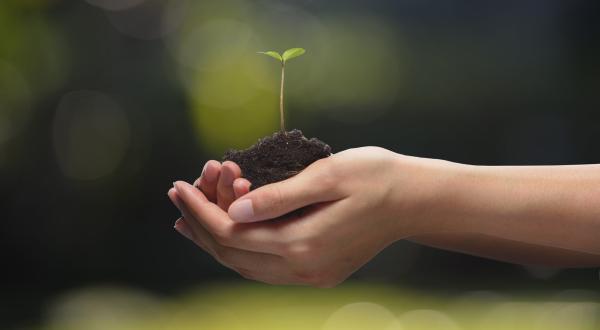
[2,0,600,329]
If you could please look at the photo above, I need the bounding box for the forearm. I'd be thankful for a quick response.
[450,164,600,255]
[392,155,600,258]
[410,233,600,267]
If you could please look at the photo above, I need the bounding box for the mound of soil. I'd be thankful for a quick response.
[223,129,331,190]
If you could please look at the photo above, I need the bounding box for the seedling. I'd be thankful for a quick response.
[258,48,306,132]
[222,47,329,190]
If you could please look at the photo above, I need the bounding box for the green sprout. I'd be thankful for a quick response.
[258,48,306,132]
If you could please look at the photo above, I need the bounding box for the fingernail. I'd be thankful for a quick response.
[201,162,208,177]
[167,188,181,210]
[229,199,254,222]
[174,219,193,241]
[194,163,208,187]
[173,181,184,197]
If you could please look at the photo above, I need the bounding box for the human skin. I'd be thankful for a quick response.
[168,147,600,287]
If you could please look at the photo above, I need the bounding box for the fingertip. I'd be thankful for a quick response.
[206,160,222,170]
[236,177,251,187]
[172,180,185,197]
[168,187,182,209]
[174,217,184,228]
[233,178,251,198]
[168,187,177,199]
[203,160,221,183]
[173,180,186,190]
[222,161,242,176]
[221,162,242,184]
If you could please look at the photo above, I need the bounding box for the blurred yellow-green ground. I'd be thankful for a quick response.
[42,282,600,330]
[2,0,600,329]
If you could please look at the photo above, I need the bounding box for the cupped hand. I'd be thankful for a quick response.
[190,160,251,210]
[168,147,449,287]
[168,159,253,270]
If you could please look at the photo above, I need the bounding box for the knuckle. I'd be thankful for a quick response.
[266,185,286,213]
[287,235,324,260]
[212,226,233,246]
[254,185,286,217]
[310,156,332,169]
[283,240,315,261]
[309,161,341,194]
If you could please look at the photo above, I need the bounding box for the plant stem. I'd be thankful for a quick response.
[279,61,286,132]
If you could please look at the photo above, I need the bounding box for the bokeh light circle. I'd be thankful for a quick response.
[535,302,600,330]
[398,309,461,330]
[174,19,257,72]
[479,302,545,330]
[47,286,163,330]
[322,302,403,330]
[295,16,405,123]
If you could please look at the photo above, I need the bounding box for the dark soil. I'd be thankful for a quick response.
[223,129,331,190]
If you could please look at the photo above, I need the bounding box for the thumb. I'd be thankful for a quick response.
[227,168,340,223]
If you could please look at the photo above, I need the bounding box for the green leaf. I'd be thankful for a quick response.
[257,51,282,62]
[282,48,306,63]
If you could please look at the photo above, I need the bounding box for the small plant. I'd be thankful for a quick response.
[222,47,329,190]
[258,48,306,132]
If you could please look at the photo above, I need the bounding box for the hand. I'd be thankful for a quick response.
[168,159,252,262]
[191,160,251,210]
[169,149,600,282]
[168,147,452,287]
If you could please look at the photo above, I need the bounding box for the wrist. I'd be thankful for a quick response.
[386,153,474,239]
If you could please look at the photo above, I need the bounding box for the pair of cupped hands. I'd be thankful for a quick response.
[168,147,435,287]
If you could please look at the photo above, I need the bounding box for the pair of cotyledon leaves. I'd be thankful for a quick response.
[258,48,306,63]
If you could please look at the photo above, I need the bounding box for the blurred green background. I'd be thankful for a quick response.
[1,0,599,329]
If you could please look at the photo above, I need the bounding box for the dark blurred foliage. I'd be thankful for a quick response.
[1,0,600,328]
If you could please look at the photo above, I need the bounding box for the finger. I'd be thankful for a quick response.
[174,180,283,254]
[174,218,194,241]
[208,244,286,275]
[173,217,215,255]
[171,188,284,274]
[233,178,251,199]
[227,165,345,223]
[175,215,284,276]
[196,160,221,203]
[169,188,218,256]
[216,161,241,210]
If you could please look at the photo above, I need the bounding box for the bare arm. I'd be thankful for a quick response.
[170,148,600,287]
[410,233,600,267]
[409,162,600,257]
